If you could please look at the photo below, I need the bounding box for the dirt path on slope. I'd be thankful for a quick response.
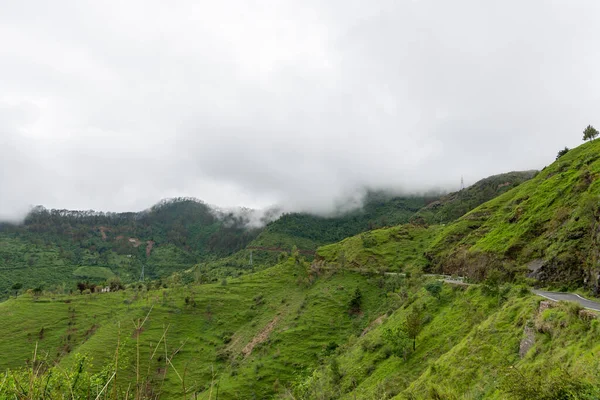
[242,316,279,357]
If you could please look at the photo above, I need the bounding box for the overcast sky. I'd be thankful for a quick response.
[1,0,599,220]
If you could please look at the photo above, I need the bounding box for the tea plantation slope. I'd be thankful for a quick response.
[426,139,600,289]
[0,257,393,399]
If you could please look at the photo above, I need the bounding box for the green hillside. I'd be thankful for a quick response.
[178,193,441,282]
[0,198,260,297]
[315,224,442,274]
[0,177,530,299]
[3,257,600,399]
[425,140,600,290]
[290,281,600,399]
[0,257,398,399]
[0,193,437,298]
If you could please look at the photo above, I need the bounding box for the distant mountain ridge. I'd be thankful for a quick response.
[0,171,537,298]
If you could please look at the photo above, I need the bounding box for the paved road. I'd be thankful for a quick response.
[532,290,600,311]
[385,273,600,310]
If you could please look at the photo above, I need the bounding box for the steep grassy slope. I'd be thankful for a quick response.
[289,282,600,400]
[426,140,600,290]
[413,170,536,224]
[401,296,600,399]
[0,257,396,399]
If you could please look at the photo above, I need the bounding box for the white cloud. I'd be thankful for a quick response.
[1,0,600,219]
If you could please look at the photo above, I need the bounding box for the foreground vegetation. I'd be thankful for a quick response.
[3,258,600,399]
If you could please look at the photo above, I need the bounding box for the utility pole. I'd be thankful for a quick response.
[460,175,465,191]
[139,264,145,281]
[249,250,253,269]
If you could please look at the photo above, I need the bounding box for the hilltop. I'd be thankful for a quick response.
[0,198,260,297]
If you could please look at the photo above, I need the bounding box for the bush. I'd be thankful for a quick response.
[107,277,124,291]
[501,366,600,399]
[349,288,362,314]
[425,281,442,300]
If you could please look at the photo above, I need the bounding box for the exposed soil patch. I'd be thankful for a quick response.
[99,226,109,240]
[361,314,386,336]
[128,238,142,247]
[146,240,155,257]
[242,317,279,357]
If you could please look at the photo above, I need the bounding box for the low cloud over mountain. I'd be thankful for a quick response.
[2,0,599,220]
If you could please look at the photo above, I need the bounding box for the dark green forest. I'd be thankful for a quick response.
[0,176,536,299]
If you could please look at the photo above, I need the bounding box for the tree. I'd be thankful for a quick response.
[556,147,569,160]
[32,285,43,297]
[107,277,124,291]
[405,307,423,351]
[425,281,442,300]
[77,282,88,293]
[11,282,23,297]
[582,125,599,142]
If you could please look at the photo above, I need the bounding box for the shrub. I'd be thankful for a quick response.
[349,288,362,314]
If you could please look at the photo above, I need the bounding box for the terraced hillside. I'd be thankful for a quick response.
[0,256,396,399]
[4,255,600,399]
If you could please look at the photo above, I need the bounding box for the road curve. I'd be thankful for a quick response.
[532,290,600,312]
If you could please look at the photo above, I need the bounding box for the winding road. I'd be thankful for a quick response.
[386,273,600,311]
[531,290,600,311]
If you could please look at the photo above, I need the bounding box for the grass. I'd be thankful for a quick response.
[414,170,536,224]
[3,143,600,398]
[0,257,393,399]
